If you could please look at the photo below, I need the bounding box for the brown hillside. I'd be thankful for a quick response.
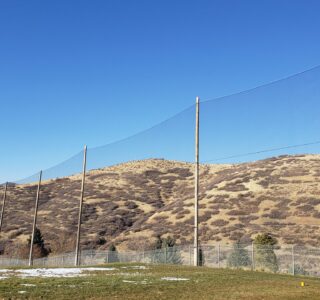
[1,154,320,255]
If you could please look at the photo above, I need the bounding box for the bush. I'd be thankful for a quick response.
[289,264,308,276]
[254,234,278,272]
[227,242,251,268]
[152,235,182,264]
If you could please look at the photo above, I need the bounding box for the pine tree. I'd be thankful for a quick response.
[105,244,119,263]
[227,242,251,268]
[34,228,45,247]
[27,227,49,258]
[28,228,44,247]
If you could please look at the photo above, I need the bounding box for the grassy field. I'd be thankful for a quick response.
[0,263,320,299]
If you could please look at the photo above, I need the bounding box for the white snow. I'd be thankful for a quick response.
[0,276,8,280]
[82,267,116,271]
[0,267,116,279]
[161,277,189,281]
[121,266,147,270]
[18,291,27,294]
[122,280,136,283]
[21,284,36,287]
[122,279,148,284]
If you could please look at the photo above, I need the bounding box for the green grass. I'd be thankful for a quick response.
[0,263,320,299]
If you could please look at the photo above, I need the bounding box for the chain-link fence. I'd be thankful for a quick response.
[0,244,319,277]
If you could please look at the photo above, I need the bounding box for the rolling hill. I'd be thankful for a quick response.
[1,154,320,255]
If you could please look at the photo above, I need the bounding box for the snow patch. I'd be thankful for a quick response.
[121,266,147,270]
[21,284,36,287]
[122,279,148,284]
[161,277,189,281]
[0,267,116,279]
[82,267,116,272]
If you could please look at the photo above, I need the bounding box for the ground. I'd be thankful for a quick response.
[0,264,319,299]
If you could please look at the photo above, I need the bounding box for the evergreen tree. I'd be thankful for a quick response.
[227,242,251,268]
[254,234,278,272]
[27,227,49,257]
[34,228,45,247]
[28,228,44,247]
[199,247,205,266]
[105,244,119,263]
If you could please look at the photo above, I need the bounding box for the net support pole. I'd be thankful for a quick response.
[75,145,87,266]
[0,182,8,233]
[251,242,255,271]
[218,244,220,268]
[194,96,200,266]
[29,171,42,267]
[292,245,295,276]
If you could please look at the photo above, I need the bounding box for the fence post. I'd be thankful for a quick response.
[165,246,167,264]
[218,244,220,268]
[251,242,255,271]
[62,254,65,267]
[0,182,8,233]
[189,245,192,266]
[29,171,42,267]
[292,245,295,276]
[75,145,87,266]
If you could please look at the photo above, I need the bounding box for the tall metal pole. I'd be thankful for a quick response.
[75,145,87,266]
[218,244,220,268]
[0,182,8,233]
[251,242,255,271]
[29,171,42,266]
[194,96,200,266]
[292,245,295,276]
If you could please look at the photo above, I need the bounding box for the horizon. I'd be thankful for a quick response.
[3,152,320,185]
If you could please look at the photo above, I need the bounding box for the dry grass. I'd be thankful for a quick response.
[0,264,320,299]
[2,154,320,253]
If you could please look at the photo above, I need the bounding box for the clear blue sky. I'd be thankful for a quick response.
[1,0,320,182]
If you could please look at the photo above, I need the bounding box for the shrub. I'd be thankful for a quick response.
[289,264,308,276]
[211,219,229,226]
[152,235,182,264]
[227,242,251,268]
[254,234,278,272]
[125,201,138,209]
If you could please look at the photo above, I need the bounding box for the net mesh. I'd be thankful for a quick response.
[0,66,320,269]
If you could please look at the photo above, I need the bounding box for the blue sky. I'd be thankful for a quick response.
[1,0,320,182]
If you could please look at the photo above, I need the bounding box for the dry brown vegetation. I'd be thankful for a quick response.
[1,154,320,254]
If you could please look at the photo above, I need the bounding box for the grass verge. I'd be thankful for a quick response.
[0,263,319,299]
